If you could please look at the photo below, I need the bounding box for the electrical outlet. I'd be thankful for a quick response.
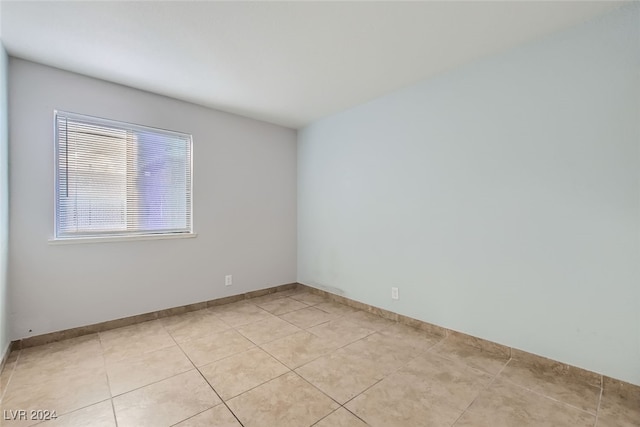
[225,275,233,286]
[391,287,399,300]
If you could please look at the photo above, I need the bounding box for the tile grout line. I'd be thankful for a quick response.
[102,365,207,399]
[182,296,323,370]
[9,331,115,425]
[163,322,246,427]
[298,322,437,414]
[593,385,604,427]
[290,370,347,412]
[343,405,371,426]
[97,331,119,427]
[189,366,244,426]
[307,318,378,350]
[168,407,215,427]
[496,362,601,417]
[110,398,119,427]
[0,349,21,403]
[309,408,339,426]
[254,301,311,316]
[277,306,342,330]
[256,339,306,371]
[27,398,114,427]
[213,303,315,403]
[308,405,369,426]
[215,370,292,405]
[340,377,385,407]
[256,332,338,372]
[285,315,338,331]
[197,346,260,371]
[99,324,228,398]
[450,356,512,426]
[238,296,376,371]
[336,339,440,408]
[278,311,433,391]
[17,338,118,425]
[233,312,304,347]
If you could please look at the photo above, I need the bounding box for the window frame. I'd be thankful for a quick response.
[52,110,195,243]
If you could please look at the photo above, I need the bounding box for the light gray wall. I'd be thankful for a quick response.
[298,5,640,385]
[0,45,8,357]
[9,59,297,339]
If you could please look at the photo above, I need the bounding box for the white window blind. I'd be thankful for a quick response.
[55,111,192,240]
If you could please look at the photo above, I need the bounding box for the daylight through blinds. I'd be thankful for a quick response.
[55,111,192,238]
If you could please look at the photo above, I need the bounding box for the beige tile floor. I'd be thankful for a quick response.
[0,289,638,427]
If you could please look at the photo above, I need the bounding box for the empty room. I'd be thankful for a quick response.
[0,1,638,426]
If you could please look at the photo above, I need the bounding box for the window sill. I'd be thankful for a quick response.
[48,233,197,245]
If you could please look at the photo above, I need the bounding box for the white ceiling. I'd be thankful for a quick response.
[1,1,625,129]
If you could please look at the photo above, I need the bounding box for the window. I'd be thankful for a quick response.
[54,111,193,240]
